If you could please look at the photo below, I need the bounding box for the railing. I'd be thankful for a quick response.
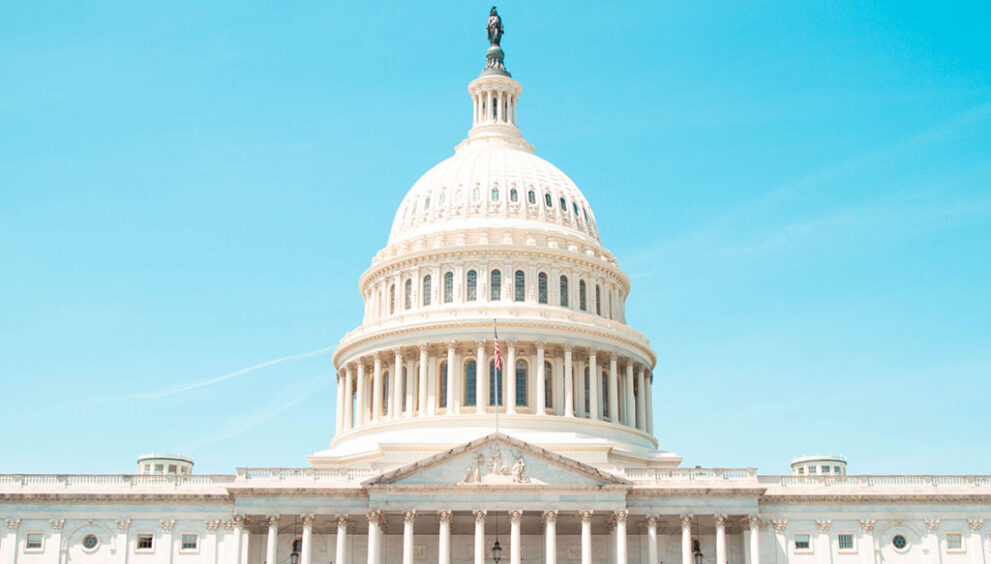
[625,468,757,481]
[235,468,378,482]
[0,474,236,488]
[769,475,991,488]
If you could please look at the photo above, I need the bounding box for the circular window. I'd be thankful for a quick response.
[892,534,908,550]
[82,534,99,550]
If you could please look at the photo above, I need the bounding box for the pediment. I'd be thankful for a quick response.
[363,433,629,488]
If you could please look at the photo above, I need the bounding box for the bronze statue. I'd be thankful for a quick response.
[487,7,504,46]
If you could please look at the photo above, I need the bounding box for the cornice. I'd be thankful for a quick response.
[761,494,991,504]
[0,493,233,503]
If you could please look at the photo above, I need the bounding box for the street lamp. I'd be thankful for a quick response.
[490,539,503,563]
[691,515,704,564]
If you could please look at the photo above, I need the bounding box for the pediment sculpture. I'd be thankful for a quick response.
[460,446,530,485]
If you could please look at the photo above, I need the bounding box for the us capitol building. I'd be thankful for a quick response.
[2,9,989,564]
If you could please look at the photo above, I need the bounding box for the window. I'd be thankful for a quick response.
[25,533,43,550]
[820,465,829,474]
[491,187,500,201]
[573,202,579,217]
[180,534,198,551]
[559,276,569,306]
[838,533,854,551]
[438,191,445,206]
[794,534,811,551]
[464,360,477,406]
[466,270,477,301]
[559,197,567,211]
[405,279,412,310]
[515,359,527,406]
[544,193,552,207]
[82,534,99,550]
[538,272,548,304]
[514,270,525,302]
[389,284,396,314]
[137,534,154,550]
[292,538,303,553]
[473,186,480,201]
[422,275,432,306]
[528,190,536,204]
[382,370,390,411]
[490,270,501,301]
[946,533,963,551]
[834,466,842,474]
[797,467,805,475]
[424,196,430,209]
[579,280,587,311]
[154,464,164,474]
[440,362,448,408]
[544,361,553,408]
[892,534,907,550]
[444,272,454,304]
[489,360,503,406]
[510,188,518,202]
[583,208,590,222]
[601,370,609,418]
[595,285,601,315]
[583,366,590,414]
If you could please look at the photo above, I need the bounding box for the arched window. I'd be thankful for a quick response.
[439,362,448,408]
[382,370,390,415]
[466,270,477,301]
[491,187,500,201]
[444,272,454,304]
[404,279,412,310]
[515,359,527,407]
[559,275,569,307]
[464,360,477,406]
[488,360,503,406]
[559,197,567,211]
[514,270,525,302]
[389,284,396,314]
[573,202,579,217]
[579,280,587,311]
[510,188,518,202]
[528,190,536,204]
[472,186,480,201]
[602,370,610,418]
[538,272,548,304]
[544,193,552,207]
[422,275,432,306]
[595,285,601,315]
[401,367,407,399]
[544,361,553,408]
[490,269,501,301]
[583,366,590,414]
[424,196,430,210]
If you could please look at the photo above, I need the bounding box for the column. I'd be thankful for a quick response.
[543,511,558,564]
[635,367,646,431]
[817,520,833,564]
[300,515,314,564]
[335,516,349,564]
[161,519,176,564]
[967,519,985,564]
[229,515,245,564]
[49,520,64,564]
[240,528,250,564]
[438,511,453,564]
[418,345,428,414]
[715,514,727,564]
[344,367,354,430]
[265,515,279,564]
[608,354,619,423]
[402,511,416,564]
[356,362,367,426]
[335,373,343,432]
[506,341,516,414]
[476,341,487,411]
[115,519,131,564]
[924,519,941,564]
[772,520,789,564]
[509,510,523,564]
[646,372,654,434]
[681,515,693,564]
[646,516,658,564]
[1,519,19,564]
[750,515,762,564]
[579,511,593,564]
[588,350,598,420]
[536,342,547,416]
[392,349,403,419]
[447,342,459,414]
[473,511,487,564]
[614,510,628,564]
[367,511,382,564]
[372,354,383,421]
[564,345,575,417]
[625,362,635,426]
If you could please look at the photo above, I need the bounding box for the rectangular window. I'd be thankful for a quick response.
[820,465,829,474]
[464,361,477,407]
[838,533,854,551]
[168,464,177,473]
[797,467,805,475]
[946,533,963,550]
[25,533,43,550]
[180,534,198,551]
[137,534,154,550]
[834,466,842,474]
[154,464,164,474]
[794,534,811,551]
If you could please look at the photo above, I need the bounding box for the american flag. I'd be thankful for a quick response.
[493,320,502,372]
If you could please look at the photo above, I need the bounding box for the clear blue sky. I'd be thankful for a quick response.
[2,1,989,475]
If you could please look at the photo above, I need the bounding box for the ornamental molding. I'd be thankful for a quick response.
[509,509,523,524]
[438,510,453,524]
[472,510,487,523]
[541,510,557,525]
[49,519,65,532]
[223,520,237,532]
[924,518,940,532]
[771,519,787,533]
[5,519,20,531]
[761,494,991,503]
[115,519,132,532]
[160,519,176,532]
[816,520,832,533]
[301,514,315,526]
[968,518,983,532]
[681,514,693,527]
[645,515,658,527]
[403,510,416,523]
[205,520,221,532]
[859,519,876,533]
[578,510,594,523]
[614,509,629,523]
[713,514,727,528]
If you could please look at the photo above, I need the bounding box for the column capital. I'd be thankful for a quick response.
[447,341,457,351]
[4,518,20,531]
[161,519,177,532]
[438,510,453,524]
[713,514,727,528]
[418,343,429,353]
[563,343,574,353]
[578,510,594,523]
[373,352,382,361]
[968,518,984,532]
[506,339,516,351]
[393,347,403,357]
[301,514,315,526]
[541,510,557,525]
[49,519,65,532]
[509,509,523,524]
[859,519,875,533]
[924,518,941,532]
[205,520,222,532]
[771,519,788,533]
[473,509,487,523]
[613,510,629,523]
[609,352,618,361]
[816,519,831,533]
[644,515,658,527]
[403,510,417,523]
[535,340,546,350]
[680,514,693,528]
[336,515,351,529]
[265,515,279,527]
[115,519,132,533]
[223,520,237,532]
